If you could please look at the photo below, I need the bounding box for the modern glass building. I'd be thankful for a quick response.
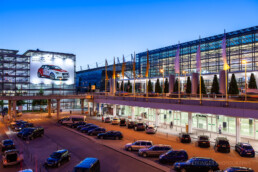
[133,26,258,92]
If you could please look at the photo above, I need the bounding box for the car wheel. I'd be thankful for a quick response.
[100,136,104,139]
[50,73,55,80]
[128,147,132,151]
[57,162,61,167]
[180,169,187,172]
[143,153,147,157]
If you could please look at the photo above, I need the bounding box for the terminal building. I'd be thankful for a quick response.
[81,26,258,143]
[0,48,76,110]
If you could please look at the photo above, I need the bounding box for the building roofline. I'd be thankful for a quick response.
[0,48,19,54]
[137,25,258,56]
[23,49,75,56]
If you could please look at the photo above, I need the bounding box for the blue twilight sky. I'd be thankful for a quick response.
[0,0,258,71]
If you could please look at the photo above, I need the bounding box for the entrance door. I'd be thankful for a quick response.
[255,121,258,140]
[173,112,180,126]
[208,116,217,132]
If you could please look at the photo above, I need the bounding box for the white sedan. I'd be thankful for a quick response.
[146,125,157,134]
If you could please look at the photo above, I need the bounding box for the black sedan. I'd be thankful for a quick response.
[97,131,123,140]
[88,128,106,136]
[70,122,86,129]
[1,139,15,152]
[45,149,71,168]
[80,125,98,133]
[77,123,93,131]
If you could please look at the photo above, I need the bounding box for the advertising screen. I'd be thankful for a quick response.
[30,55,75,85]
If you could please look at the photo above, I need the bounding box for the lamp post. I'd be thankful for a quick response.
[160,69,164,96]
[242,60,247,101]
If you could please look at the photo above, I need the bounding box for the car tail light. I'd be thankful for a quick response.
[228,145,230,147]
[4,160,7,163]
[217,145,220,147]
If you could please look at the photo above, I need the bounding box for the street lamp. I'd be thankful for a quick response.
[242,60,247,101]
[160,69,164,96]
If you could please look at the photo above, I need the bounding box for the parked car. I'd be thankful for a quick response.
[134,123,146,131]
[145,125,157,134]
[214,137,230,153]
[58,118,69,124]
[127,121,136,129]
[18,169,33,172]
[45,149,71,168]
[112,117,120,125]
[16,111,23,117]
[73,157,100,172]
[104,117,111,123]
[1,139,15,152]
[2,149,23,167]
[179,133,191,143]
[80,125,98,133]
[235,142,255,157]
[17,127,44,140]
[125,140,153,151]
[88,128,106,136]
[97,131,123,140]
[196,135,210,148]
[159,149,188,164]
[37,65,69,80]
[218,167,254,172]
[174,157,219,172]
[138,145,172,157]
[77,123,93,131]
[14,123,34,132]
[62,115,86,126]
[119,119,126,126]
[70,122,86,129]
[10,120,27,130]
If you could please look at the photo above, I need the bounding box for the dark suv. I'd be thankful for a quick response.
[134,123,146,131]
[174,157,219,172]
[235,142,255,157]
[1,139,15,152]
[159,149,188,164]
[70,122,86,129]
[138,144,172,157]
[127,121,136,129]
[196,135,210,148]
[179,133,191,143]
[17,127,44,140]
[214,137,230,153]
[119,119,126,126]
[88,128,106,136]
[45,149,71,167]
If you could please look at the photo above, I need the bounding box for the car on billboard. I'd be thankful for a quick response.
[37,65,69,80]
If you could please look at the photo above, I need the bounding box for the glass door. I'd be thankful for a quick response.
[208,116,217,132]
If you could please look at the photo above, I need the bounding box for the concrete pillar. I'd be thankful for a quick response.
[236,117,241,143]
[131,106,135,121]
[188,112,193,133]
[88,102,90,114]
[113,104,116,117]
[47,99,51,117]
[99,103,102,116]
[219,70,226,94]
[191,73,199,94]
[169,75,175,93]
[109,78,113,94]
[56,99,60,120]
[12,100,16,118]
[81,99,85,114]
[155,109,159,127]
[8,100,11,119]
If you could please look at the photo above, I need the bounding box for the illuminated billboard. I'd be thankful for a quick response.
[30,55,75,85]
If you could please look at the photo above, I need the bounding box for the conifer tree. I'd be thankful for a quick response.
[155,79,162,93]
[211,75,220,94]
[186,76,191,94]
[228,74,239,94]
[164,78,169,93]
[197,76,207,94]
[248,73,257,89]
[148,79,153,92]
[173,78,178,93]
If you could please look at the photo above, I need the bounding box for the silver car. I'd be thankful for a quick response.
[125,140,153,151]
[146,125,157,134]
[138,144,172,157]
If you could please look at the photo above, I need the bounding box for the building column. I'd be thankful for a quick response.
[188,112,193,133]
[169,75,175,93]
[47,99,51,117]
[81,99,85,115]
[155,109,159,127]
[8,100,11,119]
[87,102,90,114]
[131,106,135,121]
[12,100,16,119]
[219,70,226,94]
[99,103,102,116]
[191,73,199,94]
[56,99,60,120]
[113,104,116,117]
[236,117,241,143]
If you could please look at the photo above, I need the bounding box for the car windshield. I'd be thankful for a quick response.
[182,134,190,138]
[219,140,229,145]
[4,140,13,145]
[199,136,208,140]
[243,145,253,149]
[138,123,143,126]
[49,66,61,70]
[50,152,62,159]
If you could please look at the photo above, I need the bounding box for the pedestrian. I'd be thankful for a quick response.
[219,125,222,134]
[170,121,173,129]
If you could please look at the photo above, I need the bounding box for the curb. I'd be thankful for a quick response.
[60,125,171,172]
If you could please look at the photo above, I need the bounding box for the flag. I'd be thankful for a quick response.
[113,57,116,79]
[145,50,149,77]
[133,52,136,78]
[174,45,180,74]
[121,55,126,78]
[105,59,108,80]
[196,43,201,73]
[222,33,229,70]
